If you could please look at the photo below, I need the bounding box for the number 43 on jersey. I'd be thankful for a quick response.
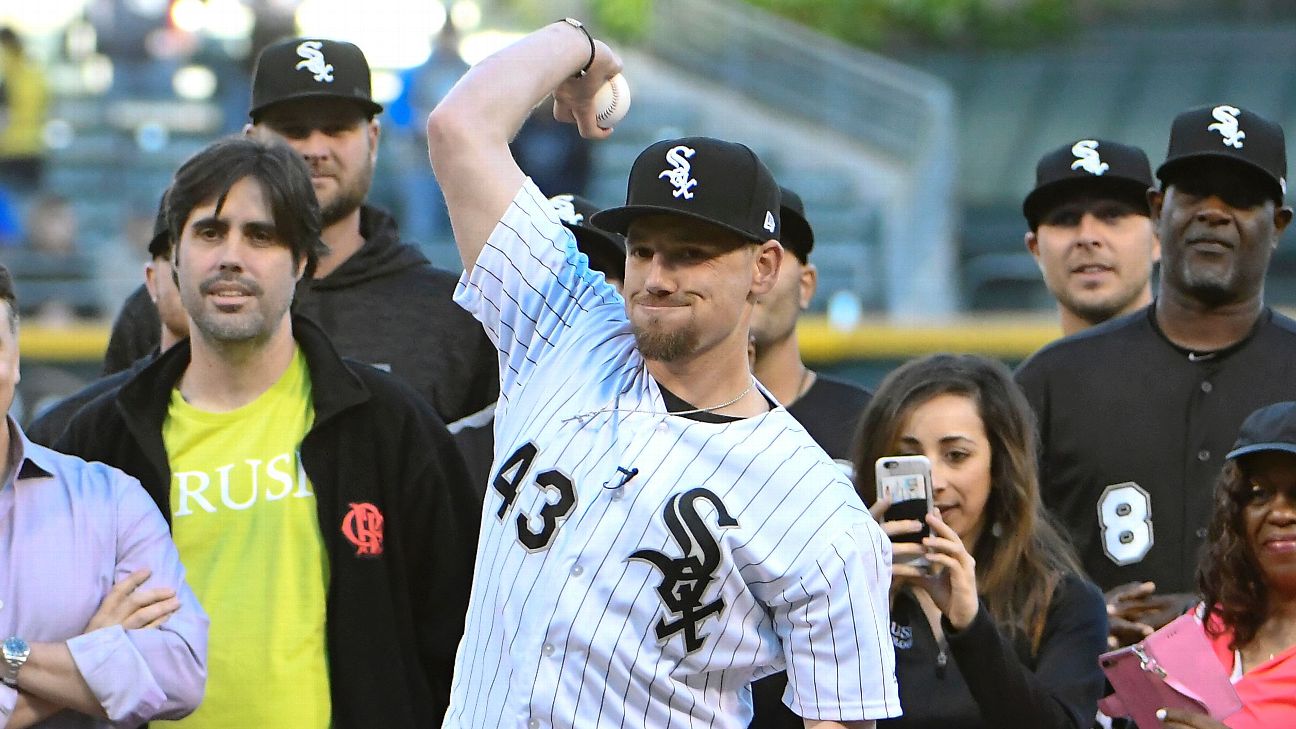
[492,442,577,551]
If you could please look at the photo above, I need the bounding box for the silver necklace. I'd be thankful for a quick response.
[663,377,757,417]
[564,377,759,424]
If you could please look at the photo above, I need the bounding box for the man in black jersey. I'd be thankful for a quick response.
[748,186,872,729]
[1023,139,1160,336]
[1017,104,1296,647]
[750,186,871,466]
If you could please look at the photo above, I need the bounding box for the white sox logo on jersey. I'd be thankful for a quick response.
[549,194,584,225]
[295,41,335,83]
[659,145,698,199]
[630,488,737,654]
[1208,105,1245,149]
[1070,140,1109,176]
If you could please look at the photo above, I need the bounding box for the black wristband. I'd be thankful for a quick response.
[559,18,595,78]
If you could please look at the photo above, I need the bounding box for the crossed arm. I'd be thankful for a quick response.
[2,481,206,727]
[2,569,185,728]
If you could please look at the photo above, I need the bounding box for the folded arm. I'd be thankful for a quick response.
[18,475,208,726]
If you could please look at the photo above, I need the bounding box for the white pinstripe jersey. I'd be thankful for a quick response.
[444,180,900,728]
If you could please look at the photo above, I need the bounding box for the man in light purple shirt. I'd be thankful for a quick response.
[0,264,207,727]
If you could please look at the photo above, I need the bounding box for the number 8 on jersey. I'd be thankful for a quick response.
[1098,482,1154,566]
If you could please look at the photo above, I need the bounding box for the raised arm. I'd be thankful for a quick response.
[425,21,621,269]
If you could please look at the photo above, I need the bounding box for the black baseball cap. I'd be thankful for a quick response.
[1157,104,1286,202]
[1022,139,1153,229]
[1227,402,1296,460]
[549,193,626,274]
[250,37,384,121]
[778,186,814,262]
[592,137,781,244]
[147,191,170,258]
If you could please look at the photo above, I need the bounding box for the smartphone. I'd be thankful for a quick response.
[875,455,934,567]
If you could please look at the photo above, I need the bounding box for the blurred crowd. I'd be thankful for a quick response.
[2,10,1296,729]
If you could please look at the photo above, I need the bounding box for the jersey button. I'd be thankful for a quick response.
[1196,527,1208,539]
[1200,381,1213,394]
[527,720,540,729]
[571,564,584,577]
[1197,449,1211,462]
[542,643,555,656]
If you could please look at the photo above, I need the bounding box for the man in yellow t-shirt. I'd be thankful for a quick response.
[161,346,329,728]
[57,136,480,729]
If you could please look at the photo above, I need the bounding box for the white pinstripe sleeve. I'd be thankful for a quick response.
[453,178,621,397]
[771,519,902,721]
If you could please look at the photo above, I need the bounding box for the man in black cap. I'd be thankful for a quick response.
[749,186,871,471]
[549,192,625,289]
[26,194,188,445]
[1023,139,1161,336]
[748,187,874,727]
[101,37,497,426]
[426,20,898,729]
[1017,104,1296,647]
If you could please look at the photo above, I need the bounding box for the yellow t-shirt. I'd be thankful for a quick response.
[159,347,330,728]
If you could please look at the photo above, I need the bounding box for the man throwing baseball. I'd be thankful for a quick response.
[427,19,899,729]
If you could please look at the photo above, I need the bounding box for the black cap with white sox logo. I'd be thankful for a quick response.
[1022,139,1153,229]
[250,37,384,121]
[1157,104,1286,202]
[592,137,781,244]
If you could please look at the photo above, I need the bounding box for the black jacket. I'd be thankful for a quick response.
[882,573,1108,729]
[102,206,499,424]
[28,354,152,446]
[57,316,479,728]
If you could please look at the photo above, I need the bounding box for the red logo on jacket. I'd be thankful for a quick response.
[342,502,384,557]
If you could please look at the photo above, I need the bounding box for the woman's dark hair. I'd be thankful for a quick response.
[853,353,1083,653]
[1199,459,1268,649]
[165,135,324,278]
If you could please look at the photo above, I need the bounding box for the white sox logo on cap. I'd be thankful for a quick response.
[549,194,583,225]
[659,145,698,200]
[1208,105,1245,149]
[295,40,335,83]
[763,211,776,233]
[1070,140,1109,176]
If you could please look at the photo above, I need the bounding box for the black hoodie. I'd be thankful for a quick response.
[101,206,498,424]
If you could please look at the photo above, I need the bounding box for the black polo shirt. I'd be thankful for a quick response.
[786,373,872,462]
[1016,305,1296,592]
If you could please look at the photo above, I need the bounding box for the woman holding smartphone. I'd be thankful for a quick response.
[855,354,1107,728]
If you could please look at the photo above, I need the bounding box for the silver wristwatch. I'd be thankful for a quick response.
[1,636,29,688]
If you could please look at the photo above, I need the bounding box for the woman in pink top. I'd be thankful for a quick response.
[1163,401,1296,729]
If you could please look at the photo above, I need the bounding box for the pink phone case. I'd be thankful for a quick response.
[1098,613,1242,727]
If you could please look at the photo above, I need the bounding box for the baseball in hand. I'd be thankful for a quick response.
[594,73,630,129]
